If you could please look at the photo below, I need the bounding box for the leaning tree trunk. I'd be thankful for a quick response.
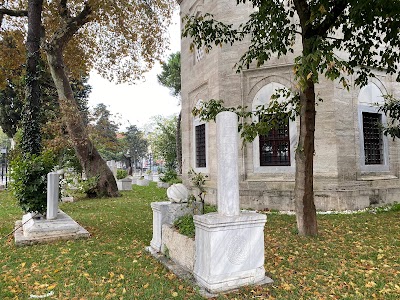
[294,79,318,236]
[45,47,119,197]
[22,0,43,155]
[176,111,182,174]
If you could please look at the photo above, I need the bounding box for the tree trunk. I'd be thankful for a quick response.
[45,47,119,197]
[176,111,182,174]
[22,0,43,155]
[294,79,318,236]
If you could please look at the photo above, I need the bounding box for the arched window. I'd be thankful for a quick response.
[358,82,389,172]
[252,82,297,173]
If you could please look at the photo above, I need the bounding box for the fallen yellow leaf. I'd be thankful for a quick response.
[365,281,376,288]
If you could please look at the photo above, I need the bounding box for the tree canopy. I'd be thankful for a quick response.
[157,51,181,97]
[1,0,176,197]
[149,115,177,170]
[157,51,182,173]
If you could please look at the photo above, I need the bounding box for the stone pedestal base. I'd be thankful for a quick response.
[150,202,192,252]
[14,210,90,246]
[193,212,271,293]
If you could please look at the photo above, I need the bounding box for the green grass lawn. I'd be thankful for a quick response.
[0,184,399,299]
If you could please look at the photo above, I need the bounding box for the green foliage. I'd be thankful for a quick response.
[379,95,400,139]
[61,173,99,198]
[157,52,181,97]
[160,168,181,184]
[366,202,400,214]
[173,214,195,238]
[0,78,23,138]
[204,204,217,214]
[0,127,10,149]
[89,103,121,160]
[116,169,128,180]
[187,168,208,214]
[192,94,299,144]
[10,150,57,214]
[123,124,148,168]
[148,115,177,170]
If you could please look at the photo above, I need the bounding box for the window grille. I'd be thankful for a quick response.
[259,116,290,166]
[195,47,204,63]
[195,124,206,168]
[363,112,383,165]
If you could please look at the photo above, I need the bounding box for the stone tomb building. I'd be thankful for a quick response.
[179,0,400,211]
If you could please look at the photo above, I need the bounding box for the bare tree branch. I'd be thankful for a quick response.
[315,0,347,37]
[0,8,28,17]
[59,0,70,21]
[293,0,311,32]
[47,1,92,50]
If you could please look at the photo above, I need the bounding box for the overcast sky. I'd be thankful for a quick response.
[88,10,181,131]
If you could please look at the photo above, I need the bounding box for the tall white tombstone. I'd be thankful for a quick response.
[217,111,240,216]
[47,172,59,220]
[193,111,271,293]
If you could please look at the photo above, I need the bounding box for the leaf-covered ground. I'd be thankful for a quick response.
[0,184,399,299]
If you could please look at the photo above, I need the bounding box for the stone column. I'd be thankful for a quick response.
[216,111,240,216]
[193,111,271,293]
[46,172,59,220]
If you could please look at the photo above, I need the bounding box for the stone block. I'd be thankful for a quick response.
[15,210,90,246]
[150,202,192,252]
[193,212,271,293]
[162,224,195,272]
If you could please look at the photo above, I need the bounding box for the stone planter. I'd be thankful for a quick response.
[162,224,195,271]
[117,178,132,190]
[157,182,170,188]
[144,174,153,181]
[136,179,150,186]
[152,175,160,182]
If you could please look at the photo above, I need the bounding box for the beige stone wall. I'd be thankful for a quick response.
[180,0,400,211]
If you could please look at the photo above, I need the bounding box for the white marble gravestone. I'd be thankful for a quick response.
[14,171,90,246]
[193,111,271,293]
[47,172,59,220]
